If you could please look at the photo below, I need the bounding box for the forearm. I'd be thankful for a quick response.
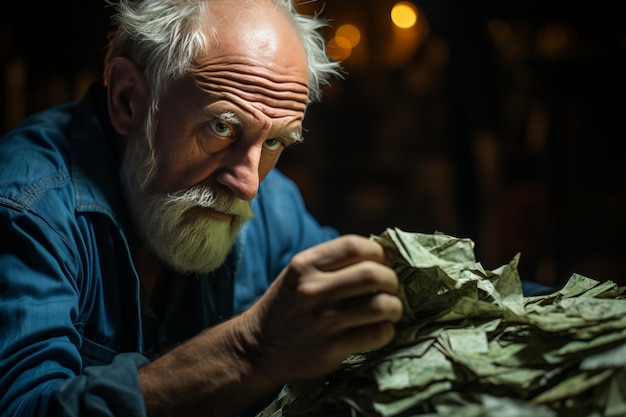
[138,310,281,417]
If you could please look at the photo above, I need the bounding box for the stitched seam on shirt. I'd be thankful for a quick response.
[0,195,27,211]
[21,171,70,208]
[0,171,69,211]
[72,161,116,215]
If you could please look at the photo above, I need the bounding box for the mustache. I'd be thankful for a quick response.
[164,185,253,218]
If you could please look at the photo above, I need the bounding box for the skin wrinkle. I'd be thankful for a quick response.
[187,65,308,146]
[189,63,309,115]
[192,60,309,89]
[196,81,306,119]
[195,73,308,110]
[199,92,303,134]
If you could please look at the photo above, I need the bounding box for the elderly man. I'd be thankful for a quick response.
[0,1,402,416]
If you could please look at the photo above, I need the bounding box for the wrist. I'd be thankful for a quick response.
[226,307,279,386]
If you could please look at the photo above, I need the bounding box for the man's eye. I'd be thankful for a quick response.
[263,138,283,151]
[210,121,233,137]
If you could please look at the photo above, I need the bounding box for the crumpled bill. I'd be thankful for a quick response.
[256,228,626,417]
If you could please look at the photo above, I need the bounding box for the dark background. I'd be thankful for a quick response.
[2,0,625,287]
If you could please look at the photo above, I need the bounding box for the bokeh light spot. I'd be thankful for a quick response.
[391,2,418,29]
[327,37,352,61]
[336,24,361,48]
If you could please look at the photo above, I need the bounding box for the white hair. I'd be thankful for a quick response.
[104,0,340,105]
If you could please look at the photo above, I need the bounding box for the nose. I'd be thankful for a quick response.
[214,144,261,201]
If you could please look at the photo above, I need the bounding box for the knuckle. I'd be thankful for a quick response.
[338,234,364,257]
[369,293,387,313]
[371,294,404,320]
[356,262,395,288]
[288,250,312,274]
[358,262,379,283]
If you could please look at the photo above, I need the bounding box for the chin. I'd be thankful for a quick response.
[151,213,248,275]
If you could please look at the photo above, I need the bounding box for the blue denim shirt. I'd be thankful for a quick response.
[0,84,338,417]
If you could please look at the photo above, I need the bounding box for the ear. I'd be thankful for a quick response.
[106,57,149,135]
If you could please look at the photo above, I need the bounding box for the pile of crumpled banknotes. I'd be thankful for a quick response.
[257,228,626,417]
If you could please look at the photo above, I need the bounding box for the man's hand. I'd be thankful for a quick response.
[242,234,403,383]
[139,235,402,417]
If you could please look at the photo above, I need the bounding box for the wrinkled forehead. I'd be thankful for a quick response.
[186,0,310,117]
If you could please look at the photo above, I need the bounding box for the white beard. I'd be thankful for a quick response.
[120,123,254,274]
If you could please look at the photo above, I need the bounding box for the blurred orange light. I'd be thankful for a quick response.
[336,24,361,48]
[334,36,352,50]
[391,2,418,29]
[327,37,352,62]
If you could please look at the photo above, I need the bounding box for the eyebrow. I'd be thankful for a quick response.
[214,110,304,144]
[288,130,304,144]
[216,111,242,126]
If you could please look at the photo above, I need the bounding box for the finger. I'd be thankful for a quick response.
[300,261,399,305]
[318,292,403,334]
[295,235,387,273]
[330,321,397,355]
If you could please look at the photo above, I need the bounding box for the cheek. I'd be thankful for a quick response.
[150,126,182,186]
[150,126,213,193]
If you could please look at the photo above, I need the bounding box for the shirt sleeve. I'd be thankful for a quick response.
[0,208,148,417]
[52,353,149,417]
